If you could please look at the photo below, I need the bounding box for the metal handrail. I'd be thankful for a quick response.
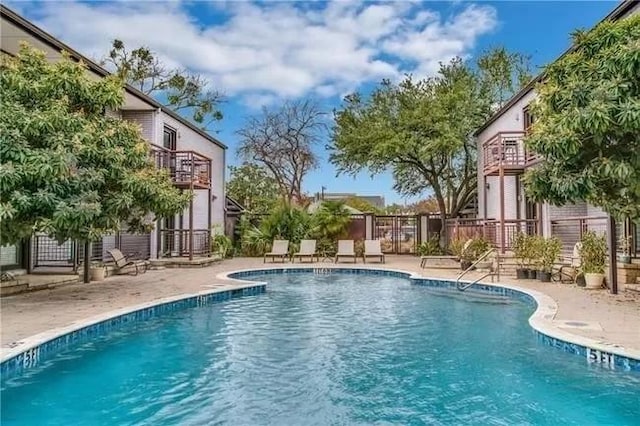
[455,248,496,291]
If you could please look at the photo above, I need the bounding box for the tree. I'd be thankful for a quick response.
[524,15,640,221]
[104,40,223,128]
[343,196,381,213]
[332,51,529,234]
[236,100,325,204]
[226,163,279,214]
[0,45,189,248]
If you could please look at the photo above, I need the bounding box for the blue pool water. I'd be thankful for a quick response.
[1,273,639,425]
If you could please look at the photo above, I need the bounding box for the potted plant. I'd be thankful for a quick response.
[580,231,608,289]
[538,237,562,282]
[618,235,631,264]
[528,235,544,280]
[89,261,105,282]
[462,236,492,270]
[512,232,528,279]
[448,237,469,269]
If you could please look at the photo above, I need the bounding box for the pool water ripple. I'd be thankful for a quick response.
[1,273,639,425]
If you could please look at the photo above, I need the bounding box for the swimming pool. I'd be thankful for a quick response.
[1,271,639,425]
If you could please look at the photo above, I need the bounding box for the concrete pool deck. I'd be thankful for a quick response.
[1,256,639,359]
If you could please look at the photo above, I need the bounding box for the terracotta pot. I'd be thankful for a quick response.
[90,267,105,282]
[584,273,604,289]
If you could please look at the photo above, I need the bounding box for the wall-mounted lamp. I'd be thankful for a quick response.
[485,183,490,190]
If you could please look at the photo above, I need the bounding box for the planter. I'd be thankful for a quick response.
[89,267,105,282]
[516,268,527,280]
[460,260,472,271]
[538,271,551,282]
[475,261,492,271]
[618,254,631,264]
[584,273,604,289]
[576,275,586,287]
[529,270,538,280]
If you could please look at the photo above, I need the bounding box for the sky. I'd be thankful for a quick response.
[9,0,619,205]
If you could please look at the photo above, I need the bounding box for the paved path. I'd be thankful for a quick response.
[1,257,639,354]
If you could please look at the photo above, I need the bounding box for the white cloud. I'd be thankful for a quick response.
[20,0,497,102]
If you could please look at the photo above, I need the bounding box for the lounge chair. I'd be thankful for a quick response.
[264,240,290,263]
[363,240,385,263]
[335,240,357,263]
[107,248,148,276]
[292,239,317,263]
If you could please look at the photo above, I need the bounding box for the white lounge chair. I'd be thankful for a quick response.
[363,240,385,263]
[264,240,290,263]
[557,242,582,282]
[292,239,317,263]
[335,240,357,263]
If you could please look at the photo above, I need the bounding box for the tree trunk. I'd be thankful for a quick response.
[83,240,90,284]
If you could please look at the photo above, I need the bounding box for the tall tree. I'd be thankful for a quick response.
[0,45,189,246]
[236,100,325,204]
[226,163,279,214]
[331,50,530,235]
[104,40,223,128]
[524,15,640,221]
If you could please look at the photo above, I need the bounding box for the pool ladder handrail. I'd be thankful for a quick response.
[455,248,498,291]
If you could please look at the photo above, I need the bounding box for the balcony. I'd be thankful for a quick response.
[150,144,212,189]
[482,132,540,176]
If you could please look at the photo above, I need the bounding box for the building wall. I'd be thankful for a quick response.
[476,90,537,220]
[121,110,156,143]
[156,112,226,228]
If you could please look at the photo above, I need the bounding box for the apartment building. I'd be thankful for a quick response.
[0,5,226,271]
[474,0,639,254]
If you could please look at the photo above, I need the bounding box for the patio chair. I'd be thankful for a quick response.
[335,240,357,263]
[292,240,317,263]
[107,248,148,276]
[264,240,290,263]
[363,240,385,263]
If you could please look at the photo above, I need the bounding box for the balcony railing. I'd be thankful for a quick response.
[445,218,539,251]
[158,229,211,258]
[483,132,541,173]
[150,144,212,189]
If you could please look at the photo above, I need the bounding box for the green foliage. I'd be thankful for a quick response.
[331,49,530,226]
[418,236,445,256]
[240,204,310,256]
[527,235,545,269]
[448,237,468,259]
[539,237,562,273]
[343,196,381,214]
[211,226,233,258]
[511,232,528,268]
[524,15,640,221]
[309,201,351,241]
[462,236,492,262]
[0,45,189,245]
[227,163,279,214]
[580,231,608,274]
[104,40,223,127]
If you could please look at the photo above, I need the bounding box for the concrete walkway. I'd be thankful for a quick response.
[1,256,639,355]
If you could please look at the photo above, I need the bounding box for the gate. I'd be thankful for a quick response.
[374,215,418,254]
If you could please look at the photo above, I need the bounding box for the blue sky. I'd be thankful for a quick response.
[13,0,618,204]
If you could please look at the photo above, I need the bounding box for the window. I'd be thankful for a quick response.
[163,126,177,150]
[523,106,535,133]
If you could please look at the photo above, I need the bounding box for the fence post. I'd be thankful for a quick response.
[365,214,374,240]
[607,216,618,294]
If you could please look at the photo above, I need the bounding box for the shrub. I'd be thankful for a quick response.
[580,231,607,274]
[418,235,444,256]
[539,237,562,273]
[463,236,492,262]
[511,232,528,268]
[448,237,468,259]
